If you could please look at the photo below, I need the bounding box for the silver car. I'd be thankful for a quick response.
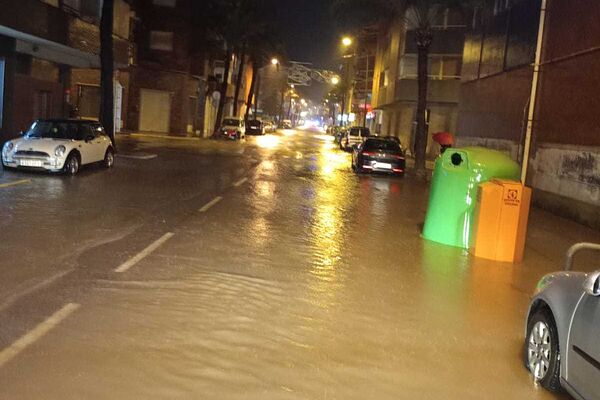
[341,127,370,151]
[524,243,600,399]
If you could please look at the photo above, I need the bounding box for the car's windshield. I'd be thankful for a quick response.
[364,140,401,152]
[223,119,242,127]
[349,128,370,137]
[25,121,87,140]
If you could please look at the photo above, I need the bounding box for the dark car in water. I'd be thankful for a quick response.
[352,137,405,175]
[247,119,264,135]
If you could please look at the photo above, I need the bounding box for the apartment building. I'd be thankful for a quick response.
[0,0,132,142]
[371,9,466,157]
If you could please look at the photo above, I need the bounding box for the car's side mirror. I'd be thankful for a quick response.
[583,271,600,297]
[19,131,24,136]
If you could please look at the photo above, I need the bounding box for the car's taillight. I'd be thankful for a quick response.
[392,154,405,160]
[363,151,376,156]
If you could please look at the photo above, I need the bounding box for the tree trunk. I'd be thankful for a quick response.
[414,30,433,179]
[100,0,115,148]
[214,47,233,134]
[233,46,246,117]
[244,61,258,123]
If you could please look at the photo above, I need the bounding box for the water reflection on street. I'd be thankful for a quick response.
[0,128,587,399]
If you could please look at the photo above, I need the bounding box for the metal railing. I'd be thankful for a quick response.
[565,242,600,271]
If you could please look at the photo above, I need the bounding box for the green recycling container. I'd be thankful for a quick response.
[422,147,520,249]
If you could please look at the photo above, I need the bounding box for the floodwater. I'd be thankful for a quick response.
[0,129,597,399]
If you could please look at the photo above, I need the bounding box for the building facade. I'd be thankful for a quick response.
[456,0,600,228]
[126,0,205,135]
[0,0,132,142]
[371,9,466,158]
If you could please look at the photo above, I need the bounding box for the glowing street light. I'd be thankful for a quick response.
[271,58,279,65]
[342,37,353,47]
[331,76,340,85]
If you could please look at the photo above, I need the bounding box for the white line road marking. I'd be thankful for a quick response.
[117,153,158,160]
[115,232,174,273]
[0,303,80,368]
[0,179,31,188]
[199,196,223,212]
[233,177,248,187]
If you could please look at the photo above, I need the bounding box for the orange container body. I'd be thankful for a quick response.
[472,179,532,263]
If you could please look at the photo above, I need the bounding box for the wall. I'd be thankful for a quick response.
[456,0,600,229]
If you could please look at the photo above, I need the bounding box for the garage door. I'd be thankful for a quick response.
[139,89,171,133]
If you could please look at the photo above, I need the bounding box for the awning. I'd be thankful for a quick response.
[0,25,100,68]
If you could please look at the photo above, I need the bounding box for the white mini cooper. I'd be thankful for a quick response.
[1,119,115,175]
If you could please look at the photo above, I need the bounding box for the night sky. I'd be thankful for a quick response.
[277,0,338,69]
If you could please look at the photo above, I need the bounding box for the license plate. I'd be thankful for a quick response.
[19,159,43,167]
[374,162,392,169]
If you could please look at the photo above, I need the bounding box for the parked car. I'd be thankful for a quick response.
[247,119,264,135]
[351,137,405,175]
[524,243,600,399]
[220,117,246,140]
[1,119,114,175]
[263,120,276,133]
[341,126,371,151]
[334,127,347,145]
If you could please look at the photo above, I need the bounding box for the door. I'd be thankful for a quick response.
[139,89,171,133]
[77,84,100,120]
[568,294,600,399]
[33,91,52,119]
[74,124,99,164]
[114,82,123,132]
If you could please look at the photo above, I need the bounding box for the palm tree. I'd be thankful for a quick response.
[233,44,247,117]
[332,0,484,178]
[100,0,115,147]
[205,0,278,133]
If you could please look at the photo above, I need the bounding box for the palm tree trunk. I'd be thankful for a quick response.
[244,61,258,123]
[214,47,233,134]
[414,30,432,179]
[233,46,246,116]
[100,0,115,148]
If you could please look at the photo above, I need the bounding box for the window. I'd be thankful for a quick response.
[152,0,176,6]
[494,0,511,15]
[150,31,174,51]
[398,55,461,80]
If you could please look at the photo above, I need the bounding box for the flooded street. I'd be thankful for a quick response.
[0,129,597,399]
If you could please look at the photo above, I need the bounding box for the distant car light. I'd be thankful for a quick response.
[54,145,66,157]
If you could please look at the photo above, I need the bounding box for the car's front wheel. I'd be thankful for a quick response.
[525,308,561,392]
[63,153,80,176]
[103,148,114,168]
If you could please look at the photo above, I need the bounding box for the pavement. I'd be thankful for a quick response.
[0,128,598,399]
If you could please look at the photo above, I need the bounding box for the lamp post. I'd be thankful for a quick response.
[341,36,355,127]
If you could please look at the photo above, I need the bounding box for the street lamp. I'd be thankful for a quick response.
[271,58,279,65]
[331,76,340,85]
[342,37,353,47]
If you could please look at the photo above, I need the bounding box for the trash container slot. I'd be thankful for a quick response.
[451,152,463,166]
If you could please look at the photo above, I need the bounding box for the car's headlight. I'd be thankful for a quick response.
[54,145,66,157]
[3,142,14,153]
